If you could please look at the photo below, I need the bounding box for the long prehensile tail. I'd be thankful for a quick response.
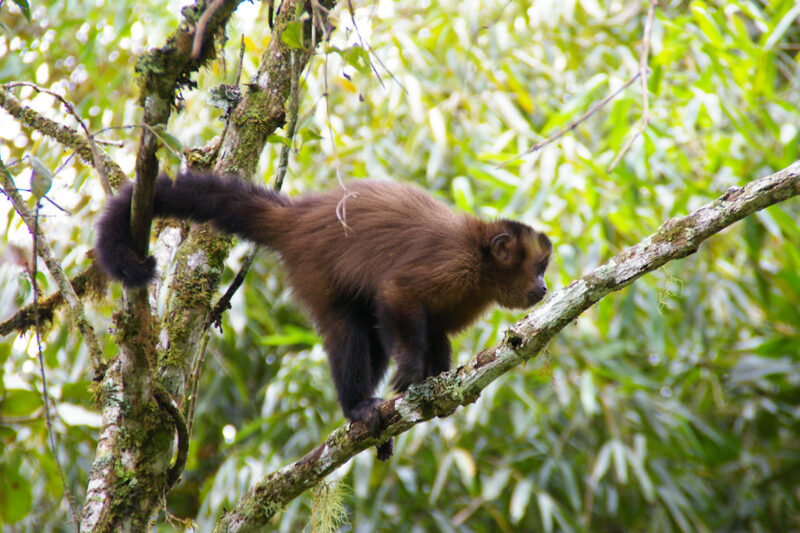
[95,171,289,287]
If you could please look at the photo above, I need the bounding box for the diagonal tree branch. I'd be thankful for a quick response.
[0,87,127,189]
[213,160,800,531]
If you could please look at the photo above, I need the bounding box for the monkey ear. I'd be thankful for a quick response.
[490,233,513,264]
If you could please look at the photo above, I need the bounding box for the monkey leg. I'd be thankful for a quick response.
[374,291,429,392]
[424,329,452,379]
[321,303,389,437]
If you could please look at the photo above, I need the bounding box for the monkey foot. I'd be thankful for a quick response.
[376,438,394,461]
[345,397,384,437]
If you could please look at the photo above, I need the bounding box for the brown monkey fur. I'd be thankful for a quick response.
[96,171,552,459]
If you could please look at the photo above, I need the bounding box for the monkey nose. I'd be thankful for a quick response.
[527,286,546,305]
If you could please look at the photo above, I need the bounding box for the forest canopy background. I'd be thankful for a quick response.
[1,0,800,531]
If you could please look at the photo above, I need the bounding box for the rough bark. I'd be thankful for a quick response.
[156,0,336,421]
[80,2,247,531]
[80,1,339,531]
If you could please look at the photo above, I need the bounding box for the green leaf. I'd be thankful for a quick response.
[259,325,318,347]
[729,355,795,384]
[344,45,370,75]
[509,478,533,524]
[150,124,183,154]
[579,371,598,415]
[29,156,53,200]
[761,4,800,51]
[0,340,10,366]
[281,20,305,50]
[267,134,291,147]
[0,461,33,523]
[450,176,473,211]
[482,468,512,501]
[536,492,555,533]
[12,0,31,22]
[300,128,323,142]
[0,389,42,417]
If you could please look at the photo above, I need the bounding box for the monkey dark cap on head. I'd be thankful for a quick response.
[96,172,552,460]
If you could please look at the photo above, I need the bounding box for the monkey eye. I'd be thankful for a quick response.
[536,261,548,276]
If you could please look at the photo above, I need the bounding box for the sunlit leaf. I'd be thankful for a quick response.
[281,20,305,50]
[482,468,511,501]
[451,176,473,211]
[12,0,31,22]
[509,478,533,524]
[536,492,556,533]
[29,156,53,200]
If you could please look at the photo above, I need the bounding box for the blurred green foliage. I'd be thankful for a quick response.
[1,0,799,531]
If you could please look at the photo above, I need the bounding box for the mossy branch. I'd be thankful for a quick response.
[129,0,245,261]
[0,87,127,189]
[0,262,107,337]
[80,3,248,531]
[213,161,800,532]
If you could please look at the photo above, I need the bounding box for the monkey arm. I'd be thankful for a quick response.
[374,282,431,392]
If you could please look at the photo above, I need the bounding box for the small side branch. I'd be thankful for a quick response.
[607,0,658,171]
[0,175,105,372]
[4,82,113,196]
[500,72,643,166]
[0,262,107,337]
[206,248,259,331]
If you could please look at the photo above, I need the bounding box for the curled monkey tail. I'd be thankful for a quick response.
[95,171,290,287]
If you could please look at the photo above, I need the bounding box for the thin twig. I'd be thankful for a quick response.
[275,49,301,191]
[344,0,408,94]
[30,202,81,530]
[206,248,260,333]
[498,72,643,167]
[607,0,658,172]
[346,0,384,88]
[0,175,106,370]
[235,35,246,85]
[192,0,226,60]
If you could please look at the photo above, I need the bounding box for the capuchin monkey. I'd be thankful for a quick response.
[96,171,552,460]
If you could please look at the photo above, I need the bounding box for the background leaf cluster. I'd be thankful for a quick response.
[1,0,799,531]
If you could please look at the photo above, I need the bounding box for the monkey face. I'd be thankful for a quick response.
[497,259,548,309]
[492,229,551,310]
